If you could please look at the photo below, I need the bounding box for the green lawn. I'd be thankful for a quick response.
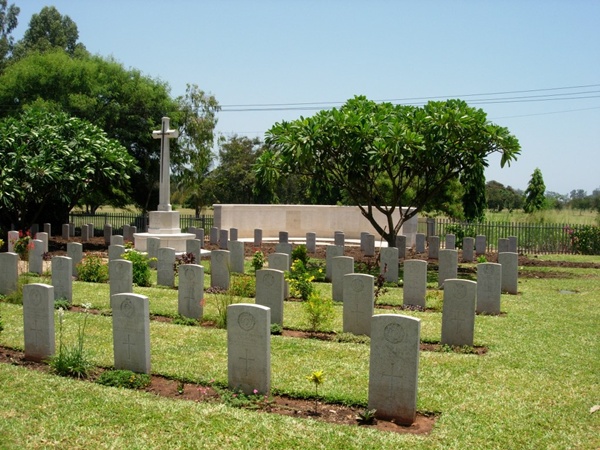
[0,259,599,449]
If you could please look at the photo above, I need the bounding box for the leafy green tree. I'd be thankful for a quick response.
[0,0,19,72]
[259,96,520,246]
[11,6,86,59]
[523,168,547,213]
[485,180,524,212]
[0,51,218,212]
[0,108,137,232]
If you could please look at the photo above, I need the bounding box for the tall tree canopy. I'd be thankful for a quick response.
[0,0,19,72]
[260,96,520,245]
[0,51,219,211]
[523,167,546,213]
[0,108,137,232]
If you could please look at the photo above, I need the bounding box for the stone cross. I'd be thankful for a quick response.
[152,116,179,212]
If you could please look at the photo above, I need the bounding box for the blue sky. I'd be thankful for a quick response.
[12,1,600,196]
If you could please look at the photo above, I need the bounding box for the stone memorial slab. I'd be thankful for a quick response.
[360,232,369,251]
[43,223,51,236]
[7,230,19,252]
[129,226,137,239]
[368,314,420,425]
[109,259,133,307]
[112,293,151,374]
[230,228,238,241]
[445,234,456,250]
[188,226,196,236]
[334,231,345,247]
[462,237,474,262]
[415,233,426,253]
[62,224,70,240]
[498,238,509,254]
[23,283,55,362]
[508,236,518,253]
[396,235,407,260]
[428,236,440,259]
[211,250,230,290]
[325,245,344,282]
[108,244,125,261]
[178,264,204,319]
[441,279,477,347]
[111,235,124,246]
[438,249,458,288]
[30,224,39,236]
[66,242,83,277]
[69,223,75,237]
[81,224,90,242]
[278,231,288,243]
[498,252,518,295]
[147,237,160,269]
[88,223,95,237]
[36,232,48,253]
[123,225,131,241]
[476,263,502,314]
[219,229,229,250]
[0,252,18,295]
[195,228,205,247]
[210,227,219,245]
[157,247,176,287]
[186,239,202,264]
[255,268,284,325]
[363,234,375,257]
[229,240,245,274]
[254,228,262,247]
[29,239,44,275]
[51,256,72,302]
[343,273,374,336]
[268,252,289,299]
[380,247,399,283]
[227,303,271,395]
[475,235,486,255]
[403,260,427,307]
[332,256,354,302]
[104,224,112,245]
[306,232,316,253]
[275,243,292,267]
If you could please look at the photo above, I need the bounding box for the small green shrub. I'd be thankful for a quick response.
[333,332,370,344]
[444,223,477,249]
[230,274,256,298]
[286,259,315,300]
[302,293,335,332]
[291,244,309,266]
[122,250,153,287]
[96,370,151,389]
[251,250,265,272]
[270,323,283,335]
[77,255,108,283]
[567,225,600,255]
[356,408,377,425]
[3,274,37,305]
[206,288,240,329]
[218,387,272,410]
[172,314,198,326]
[54,299,71,310]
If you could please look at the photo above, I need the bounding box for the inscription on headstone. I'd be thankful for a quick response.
[178,264,204,319]
[112,293,151,374]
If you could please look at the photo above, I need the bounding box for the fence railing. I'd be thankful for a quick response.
[417,218,586,254]
[69,213,214,235]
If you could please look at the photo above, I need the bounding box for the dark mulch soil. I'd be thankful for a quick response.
[0,345,436,434]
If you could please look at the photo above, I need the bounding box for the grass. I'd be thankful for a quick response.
[0,257,599,448]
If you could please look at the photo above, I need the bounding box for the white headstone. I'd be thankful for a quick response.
[6,231,17,253]
[229,240,245,274]
[35,232,48,253]
[108,244,125,261]
[0,252,18,295]
[268,253,289,299]
[255,269,285,326]
[23,283,55,362]
[61,224,70,240]
[51,256,72,302]
[29,239,44,275]
[508,236,518,253]
[380,247,399,283]
[368,314,420,425]
[331,256,354,302]
[438,249,458,288]
[111,235,124,246]
[147,237,160,269]
[66,242,83,277]
[498,252,518,295]
[210,227,219,245]
[428,236,440,259]
[109,259,133,307]
[403,259,427,308]
[253,229,262,247]
[186,239,202,265]
[103,224,112,245]
[325,245,344,282]
[363,234,375,257]
[476,263,502,314]
[230,228,238,241]
[498,238,509,254]
[274,242,292,268]
[415,233,426,253]
[227,303,271,395]
[278,231,288,243]
[334,231,345,247]
[445,234,456,250]
[219,229,229,250]
[396,235,407,260]
[178,264,204,320]
[305,232,316,253]
[441,279,477,347]
[211,250,230,290]
[157,247,176,287]
[343,273,374,336]
[462,237,475,262]
[475,235,486,255]
[112,293,151,373]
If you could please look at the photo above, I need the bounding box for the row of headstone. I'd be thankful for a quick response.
[187,227,205,247]
[416,234,518,257]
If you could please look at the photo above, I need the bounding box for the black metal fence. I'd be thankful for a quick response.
[417,218,593,254]
[68,212,214,235]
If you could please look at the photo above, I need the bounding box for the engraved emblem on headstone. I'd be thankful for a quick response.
[121,298,134,317]
[384,323,405,343]
[238,312,255,331]
[352,277,364,292]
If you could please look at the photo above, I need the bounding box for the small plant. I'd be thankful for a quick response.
[477,255,487,263]
[177,381,185,395]
[333,332,370,344]
[174,252,196,275]
[305,370,325,414]
[445,223,477,249]
[122,249,153,287]
[3,273,37,305]
[54,298,71,310]
[426,290,443,312]
[270,323,283,335]
[302,293,335,332]
[0,238,4,250]
[0,312,4,334]
[207,287,239,329]
[48,303,94,378]
[374,272,388,303]
[291,244,309,266]
[172,314,198,326]
[230,274,256,298]
[77,255,108,283]
[218,387,271,410]
[96,370,151,389]
[10,230,34,261]
[286,259,315,300]
[251,250,265,272]
[356,408,378,425]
